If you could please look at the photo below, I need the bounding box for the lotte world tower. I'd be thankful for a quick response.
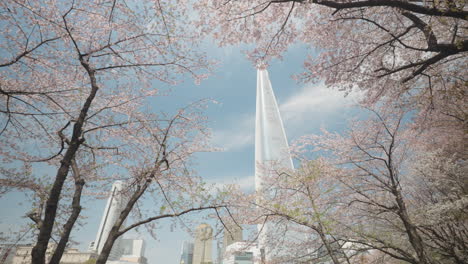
[255,64,294,261]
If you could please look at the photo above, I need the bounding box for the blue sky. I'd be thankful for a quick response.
[0,43,361,263]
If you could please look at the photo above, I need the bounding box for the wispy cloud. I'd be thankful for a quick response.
[280,83,361,136]
[280,83,354,122]
[211,82,358,151]
[208,174,255,191]
[210,113,255,151]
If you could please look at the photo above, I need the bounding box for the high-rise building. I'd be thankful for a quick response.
[255,65,294,190]
[222,242,261,264]
[119,239,147,264]
[192,223,213,264]
[255,65,294,260]
[216,240,222,264]
[89,181,126,260]
[179,241,194,264]
[221,225,242,260]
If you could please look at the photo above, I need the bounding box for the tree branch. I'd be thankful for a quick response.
[117,205,227,236]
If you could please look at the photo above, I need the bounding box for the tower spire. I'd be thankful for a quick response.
[255,66,294,259]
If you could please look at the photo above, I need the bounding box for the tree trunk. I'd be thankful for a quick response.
[31,59,99,264]
[48,178,85,264]
[317,223,341,264]
[95,226,121,264]
[31,141,83,264]
[394,190,428,264]
[386,128,428,264]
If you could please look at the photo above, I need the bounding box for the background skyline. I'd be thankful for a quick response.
[0,42,360,264]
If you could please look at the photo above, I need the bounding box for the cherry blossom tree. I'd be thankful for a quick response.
[82,105,232,264]
[406,150,468,264]
[311,107,430,264]
[284,106,467,264]
[225,106,465,264]
[196,0,466,105]
[196,1,467,159]
[0,0,213,264]
[194,5,466,262]
[255,160,349,264]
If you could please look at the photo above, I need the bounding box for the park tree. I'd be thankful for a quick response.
[196,0,467,97]
[195,0,467,140]
[90,105,232,264]
[0,0,218,264]
[260,106,467,264]
[254,159,349,264]
[222,106,466,264]
[406,150,468,264]
[305,107,432,264]
[195,3,467,262]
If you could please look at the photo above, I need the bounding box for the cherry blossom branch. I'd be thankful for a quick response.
[271,0,468,20]
[32,3,102,263]
[116,205,228,236]
[263,1,295,59]
[0,37,60,67]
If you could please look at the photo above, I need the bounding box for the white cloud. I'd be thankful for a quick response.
[208,175,255,191]
[210,114,255,151]
[280,83,358,125]
[236,175,255,190]
[211,82,359,151]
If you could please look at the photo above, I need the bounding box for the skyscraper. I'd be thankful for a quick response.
[222,242,261,264]
[221,225,242,259]
[119,239,147,264]
[179,241,194,264]
[192,223,213,264]
[89,181,126,260]
[255,65,294,260]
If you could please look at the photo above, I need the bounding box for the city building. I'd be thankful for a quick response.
[60,248,98,264]
[86,182,148,264]
[222,225,242,253]
[89,181,126,260]
[0,244,26,264]
[118,239,147,264]
[5,244,96,264]
[255,65,294,260]
[220,225,242,262]
[192,223,213,264]
[222,242,261,264]
[216,240,222,264]
[179,241,194,264]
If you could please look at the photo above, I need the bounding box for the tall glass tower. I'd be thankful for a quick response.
[192,223,213,264]
[255,65,294,260]
[179,241,194,264]
[89,181,126,260]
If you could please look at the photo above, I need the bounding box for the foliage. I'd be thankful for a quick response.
[196,0,467,134]
[253,106,467,264]
[0,0,213,264]
[194,3,467,262]
[1,1,466,263]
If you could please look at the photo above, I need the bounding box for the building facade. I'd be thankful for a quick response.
[89,181,126,260]
[0,244,22,264]
[6,245,96,264]
[179,241,194,264]
[192,223,213,264]
[220,225,243,262]
[222,225,242,253]
[255,66,294,261]
[118,239,147,264]
[222,242,261,264]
